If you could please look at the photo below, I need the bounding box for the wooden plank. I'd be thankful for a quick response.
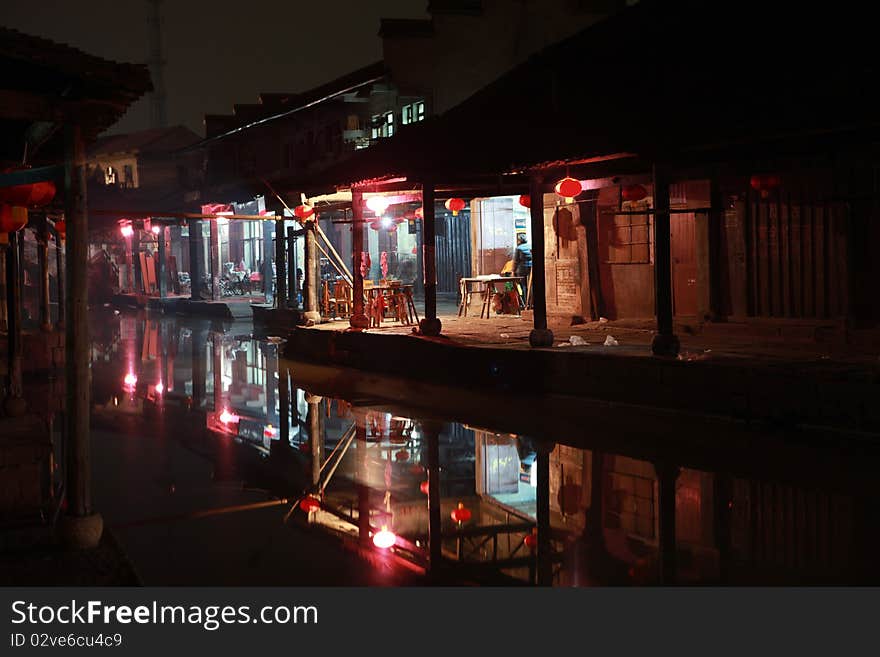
[768,201,780,316]
[803,201,814,317]
[757,201,770,316]
[790,198,803,317]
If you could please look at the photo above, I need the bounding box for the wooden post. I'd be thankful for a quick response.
[303,219,320,323]
[286,226,296,307]
[651,164,680,356]
[262,220,273,304]
[423,421,443,571]
[529,175,554,346]
[349,190,369,329]
[274,217,287,310]
[213,332,223,415]
[306,393,323,486]
[157,224,167,299]
[132,227,141,294]
[536,440,554,585]
[38,220,52,331]
[188,218,202,301]
[4,232,23,402]
[54,225,64,327]
[0,243,7,333]
[209,218,220,301]
[61,123,103,548]
[419,179,442,336]
[655,461,680,585]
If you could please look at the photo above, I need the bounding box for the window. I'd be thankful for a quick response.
[402,100,426,125]
[371,112,396,139]
[604,205,652,264]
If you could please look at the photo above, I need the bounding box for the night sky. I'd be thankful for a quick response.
[0,0,427,136]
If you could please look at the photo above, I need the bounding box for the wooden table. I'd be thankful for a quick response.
[458,276,526,318]
[366,284,419,327]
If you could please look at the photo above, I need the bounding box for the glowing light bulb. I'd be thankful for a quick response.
[154,382,164,394]
[123,372,137,390]
[219,408,239,424]
[372,526,396,549]
[151,225,160,235]
[120,225,134,238]
[366,196,390,216]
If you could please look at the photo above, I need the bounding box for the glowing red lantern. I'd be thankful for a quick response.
[750,174,781,198]
[54,218,66,239]
[0,178,56,207]
[444,197,466,216]
[524,528,538,550]
[299,496,321,513]
[414,207,423,219]
[450,502,472,525]
[293,204,315,220]
[372,526,396,549]
[518,194,531,209]
[395,449,410,462]
[554,177,582,202]
[621,184,648,202]
[420,480,430,495]
[0,205,27,233]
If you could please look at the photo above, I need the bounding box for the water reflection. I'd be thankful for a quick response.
[89,311,880,586]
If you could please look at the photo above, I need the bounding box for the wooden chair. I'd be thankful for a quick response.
[328,280,352,319]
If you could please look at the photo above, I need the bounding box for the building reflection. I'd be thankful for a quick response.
[87,312,879,586]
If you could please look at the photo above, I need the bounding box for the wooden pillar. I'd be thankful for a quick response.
[188,219,202,301]
[529,175,554,347]
[132,227,141,294]
[423,421,443,571]
[209,218,220,301]
[350,190,369,329]
[61,123,102,548]
[655,461,680,585]
[54,227,65,328]
[157,224,167,299]
[306,393,323,486]
[419,179,442,336]
[286,226,296,307]
[303,219,320,323]
[696,178,722,322]
[651,164,680,356]
[38,220,52,331]
[536,440,555,586]
[261,219,273,303]
[4,232,23,402]
[0,243,7,332]
[274,217,287,309]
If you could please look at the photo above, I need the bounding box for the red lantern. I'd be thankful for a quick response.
[395,449,409,462]
[54,218,66,239]
[0,205,27,233]
[369,220,382,231]
[420,480,430,495]
[750,174,781,198]
[293,204,315,220]
[444,198,466,216]
[524,528,538,550]
[0,178,56,207]
[554,177,582,202]
[450,502,472,524]
[621,184,648,202]
[299,496,321,513]
[414,207,423,219]
[518,194,531,209]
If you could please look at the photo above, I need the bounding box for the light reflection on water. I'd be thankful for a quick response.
[88,311,880,586]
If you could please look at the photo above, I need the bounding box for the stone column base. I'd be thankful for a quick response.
[59,512,103,550]
[419,317,442,336]
[529,328,554,347]
[302,310,321,326]
[651,332,681,357]
[349,313,369,330]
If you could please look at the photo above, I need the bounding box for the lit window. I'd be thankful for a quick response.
[384,111,394,137]
[401,101,426,126]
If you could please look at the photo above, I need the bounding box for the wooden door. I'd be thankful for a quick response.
[671,212,697,316]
